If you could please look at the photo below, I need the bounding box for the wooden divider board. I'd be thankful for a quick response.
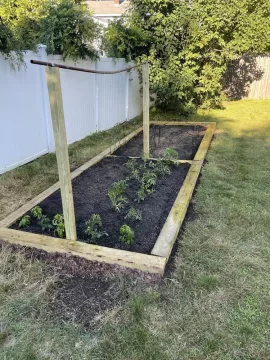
[0,122,216,274]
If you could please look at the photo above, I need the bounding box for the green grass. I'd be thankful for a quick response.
[1,100,270,359]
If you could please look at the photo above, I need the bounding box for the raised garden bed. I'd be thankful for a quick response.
[11,158,190,254]
[0,122,216,274]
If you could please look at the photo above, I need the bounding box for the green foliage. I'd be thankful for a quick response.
[162,148,179,161]
[125,208,142,222]
[119,224,135,245]
[103,0,270,111]
[151,160,171,176]
[19,215,31,228]
[103,17,148,60]
[141,171,157,194]
[85,214,108,242]
[31,206,43,220]
[108,180,128,211]
[136,187,146,203]
[52,214,65,238]
[0,0,101,66]
[125,159,140,180]
[39,0,100,61]
[38,215,53,232]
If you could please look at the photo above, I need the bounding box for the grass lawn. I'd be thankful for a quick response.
[1,100,270,359]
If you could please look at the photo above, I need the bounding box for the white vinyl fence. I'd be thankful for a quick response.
[0,46,143,174]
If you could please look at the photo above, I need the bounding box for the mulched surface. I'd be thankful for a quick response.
[113,124,206,159]
[12,158,190,254]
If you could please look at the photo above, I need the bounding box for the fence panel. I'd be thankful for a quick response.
[0,52,143,175]
[47,56,97,146]
[0,52,49,174]
[248,57,270,99]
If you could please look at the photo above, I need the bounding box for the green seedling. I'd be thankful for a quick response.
[142,171,157,194]
[85,214,108,242]
[38,215,53,232]
[52,214,65,238]
[152,160,171,176]
[136,187,146,203]
[125,208,142,221]
[31,206,43,220]
[126,159,140,180]
[119,224,135,245]
[19,215,31,228]
[108,180,128,211]
[162,147,179,161]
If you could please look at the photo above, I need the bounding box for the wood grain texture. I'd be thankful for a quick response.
[46,66,77,241]
[0,228,166,274]
[143,63,150,157]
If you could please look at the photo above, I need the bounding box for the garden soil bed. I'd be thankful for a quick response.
[113,124,206,159]
[11,157,190,254]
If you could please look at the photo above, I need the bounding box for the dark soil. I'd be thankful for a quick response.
[12,157,190,254]
[113,124,206,159]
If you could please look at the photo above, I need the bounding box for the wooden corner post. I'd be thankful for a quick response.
[143,63,150,157]
[45,66,77,241]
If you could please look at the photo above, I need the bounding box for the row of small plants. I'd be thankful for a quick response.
[105,147,179,245]
[18,147,179,246]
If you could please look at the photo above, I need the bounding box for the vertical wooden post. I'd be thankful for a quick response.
[143,63,150,157]
[46,66,77,241]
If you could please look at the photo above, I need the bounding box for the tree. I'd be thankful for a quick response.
[40,0,100,60]
[103,0,270,111]
[0,0,101,65]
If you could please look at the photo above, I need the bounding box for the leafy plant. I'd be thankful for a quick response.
[141,171,157,194]
[135,187,146,203]
[19,215,31,228]
[52,214,65,238]
[125,208,142,222]
[162,148,179,162]
[38,215,53,232]
[108,180,128,211]
[125,159,140,180]
[152,160,171,176]
[31,206,43,220]
[0,0,101,68]
[85,214,108,242]
[119,224,135,245]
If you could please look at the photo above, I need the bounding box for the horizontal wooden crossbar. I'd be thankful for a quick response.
[31,60,146,74]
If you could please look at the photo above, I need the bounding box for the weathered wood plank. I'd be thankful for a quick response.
[194,123,216,161]
[143,63,150,157]
[46,66,77,241]
[151,161,202,258]
[0,228,166,274]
